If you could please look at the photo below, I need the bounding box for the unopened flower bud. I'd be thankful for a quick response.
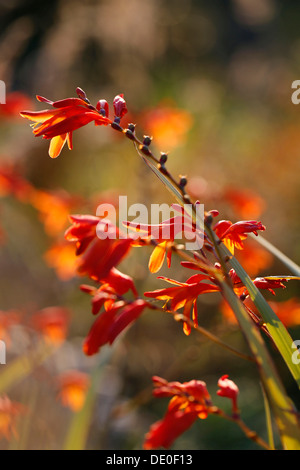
[96,99,109,117]
[127,123,136,133]
[179,176,187,188]
[113,94,128,119]
[143,135,152,147]
[76,87,88,101]
[160,153,168,165]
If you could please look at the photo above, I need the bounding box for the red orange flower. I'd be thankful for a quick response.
[83,299,149,355]
[144,374,241,449]
[20,88,127,158]
[65,215,133,281]
[144,402,199,450]
[214,219,266,254]
[217,375,239,415]
[125,205,202,273]
[228,269,288,296]
[144,274,219,335]
[144,376,211,450]
[80,267,138,314]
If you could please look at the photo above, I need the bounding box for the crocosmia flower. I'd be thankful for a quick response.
[20,88,127,158]
[143,376,211,449]
[83,299,149,355]
[65,214,133,281]
[144,275,219,335]
[214,219,266,254]
[217,375,239,415]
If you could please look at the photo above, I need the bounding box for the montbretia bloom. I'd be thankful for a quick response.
[217,375,239,415]
[143,376,211,450]
[214,219,266,254]
[229,269,289,297]
[124,204,203,273]
[20,88,127,158]
[65,215,133,282]
[143,402,200,450]
[80,267,138,314]
[144,275,219,335]
[83,299,149,356]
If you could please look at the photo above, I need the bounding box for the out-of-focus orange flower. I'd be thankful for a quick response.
[44,240,80,280]
[222,187,266,219]
[0,92,32,119]
[219,299,237,324]
[269,298,300,328]
[30,307,70,345]
[235,240,273,277]
[30,189,81,236]
[56,370,90,412]
[217,375,239,415]
[144,376,211,450]
[83,299,149,356]
[0,310,21,345]
[65,215,133,281]
[20,88,115,158]
[0,164,33,201]
[0,395,26,441]
[144,274,219,335]
[141,102,193,150]
[213,219,266,254]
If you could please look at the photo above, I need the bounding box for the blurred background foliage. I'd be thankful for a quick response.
[0,0,300,450]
